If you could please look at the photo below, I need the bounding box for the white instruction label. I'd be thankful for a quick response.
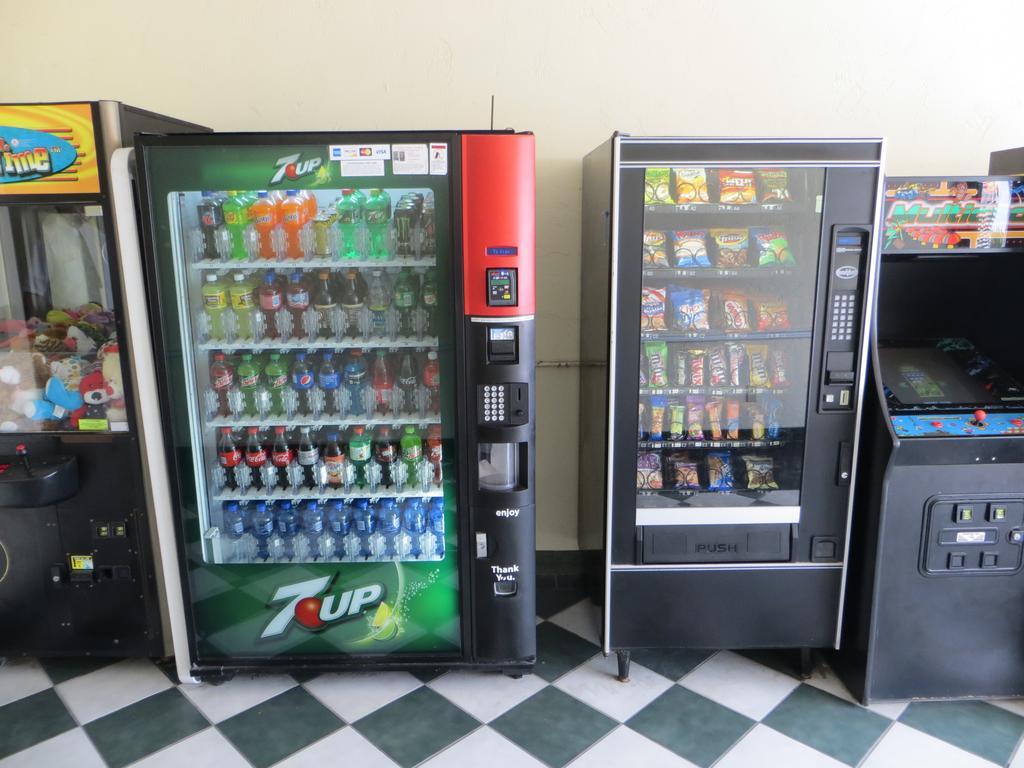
[340,159,385,177]
[330,144,391,161]
[429,143,448,175]
[392,144,428,175]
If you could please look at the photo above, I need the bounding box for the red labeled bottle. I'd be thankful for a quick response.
[270,425,293,489]
[244,426,267,489]
[258,271,283,339]
[218,427,242,490]
[426,424,443,485]
[210,352,234,417]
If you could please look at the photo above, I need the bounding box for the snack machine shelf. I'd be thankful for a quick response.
[638,439,784,450]
[642,267,797,280]
[640,330,812,343]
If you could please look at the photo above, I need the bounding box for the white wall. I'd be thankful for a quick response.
[7,0,1022,549]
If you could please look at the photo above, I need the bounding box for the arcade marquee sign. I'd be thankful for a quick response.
[0,103,100,195]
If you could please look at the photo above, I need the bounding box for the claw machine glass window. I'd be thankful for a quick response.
[0,203,126,433]
[636,166,824,520]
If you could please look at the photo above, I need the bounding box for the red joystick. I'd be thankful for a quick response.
[974,410,988,424]
[14,443,26,456]
[1013,419,1023,427]
[930,421,943,428]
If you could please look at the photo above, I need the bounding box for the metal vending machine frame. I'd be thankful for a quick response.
[579,135,885,678]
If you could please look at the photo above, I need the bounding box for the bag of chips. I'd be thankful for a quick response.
[747,344,770,388]
[645,341,670,388]
[707,451,734,491]
[720,291,751,331]
[643,230,670,266]
[644,168,673,205]
[725,399,741,439]
[673,168,710,204]
[758,169,792,202]
[705,398,723,440]
[688,349,706,386]
[718,169,756,204]
[649,396,667,440]
[686,395,705,440]
[750,228,795,266]
[742,454,779,490]
[769,348,788,388]
[707,346,727,386]
[668,403,686,440]
[641,287,667,330]
[749,403,766,440]
[637,452,663,489]
[711,229,749,268]
[755,297,791,331]
[675,348,688,387]
[667,453,701,490]
[727,343,745,387]
[672,230,711,267]
[671,288,709,332]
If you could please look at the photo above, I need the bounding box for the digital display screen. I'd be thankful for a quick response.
[486,267,517,306]
[486,246,518,256]
[489,327,515,342]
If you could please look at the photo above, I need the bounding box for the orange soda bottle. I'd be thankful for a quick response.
[280,190,306,260]
[250,191,279,260]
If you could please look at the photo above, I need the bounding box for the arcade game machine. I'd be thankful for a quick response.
[0,102,206,657]
[837,175,1024,702]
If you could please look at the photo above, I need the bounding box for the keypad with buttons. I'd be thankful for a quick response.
[480,384,508,424]
[830,292,856,342]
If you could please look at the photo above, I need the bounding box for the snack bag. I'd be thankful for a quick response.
[643,230,670,266]
[673,168,710,204]
[641,287,668,330]
[638,400,647,439]
[649,396,667,440]
[742,454,779,490]
[711,229,749,268]
[764,396,782,439]
[718,169,757,204]
[758,169,792,202]
[688,349,706,386]
[707,451,734,491]
[705,398,723,440]
[667,453,701,490]
[644,168,673,205]
[749,403,766,440]
[639,354,648,387]
[755,297,791,331]
[720,291,751,331]
[707,346,727,386]
[645,341,670,388]
[751,228,795,266]
[685,395,705,440]
[672,230,711,267]
[671,288,709,332]
[668,403,686,440]
[747,344,770,387]
[675,348,688,387]
[637,452,663,489]
[726,343,745,387]
[769,348,788,388]
[725,399,741,439]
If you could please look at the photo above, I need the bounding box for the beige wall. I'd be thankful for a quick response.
[7,0,1022,549]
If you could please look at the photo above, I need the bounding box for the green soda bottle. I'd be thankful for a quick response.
[348,425,372,486]
[363,188,391,260]
[229,272,256,339]
[201,273,228,340]
[264,353,288,415]
[335,189,361,260]
[237,353,260,415]
[400,424,423,484]
[222,191,250,261]
[393,267,418,337]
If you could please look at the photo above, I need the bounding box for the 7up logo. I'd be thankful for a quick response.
[261,575,384,639]
[270,153,323,186]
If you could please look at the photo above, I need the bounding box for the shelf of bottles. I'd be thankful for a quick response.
[636,166,821,505]
[181,187,452,565]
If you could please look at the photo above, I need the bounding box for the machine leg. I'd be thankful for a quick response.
[799,647,814,679]
[616,650,631,682]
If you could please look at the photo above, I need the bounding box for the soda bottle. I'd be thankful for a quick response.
[264,353,288,414]
[202,273,229,340]
[280,190,305,260]
[298,188,318,223]
[366,269,391,337]
[343,349,368,416]
[291,352,315,415]
[375,499,401,559]
[285,270,311,337]
[296,426,320,488]
[222,501,248,562]
[373,426,397,487]
[403,498,426,558]
[423,351,441,414]
[371,350,394,415]
[249,191,279,260]
[426,424,443,485]
[300,499,325,561]
[323,431,347,488]
[317,352,341,413]
[244,427,267,490]
[274,500,298,562]
[400,425,423,485]
[270,425,293,489]
[237,353,260,416]
[197,191,224,260]
[352,499,375,559]
[312,270,336,337]
[229,272,256,339]
[335,188,361,259]
[258,271,283,339]
[251,501,274,561]
[393,268,419,337]
[428,498,445,558]
[339,268,365,337]
[209,352,234,417]
[218,427,241,490]
[420,270,438,336]
[364,188,391,259]
[222,191,250,261]
[348,425,371,486]
[397,351,419,414]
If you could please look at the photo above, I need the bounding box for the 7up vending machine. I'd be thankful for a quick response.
[122,131,535,680]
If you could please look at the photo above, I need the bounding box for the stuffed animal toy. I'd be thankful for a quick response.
[98,341,127,426]
[70,370,115,427]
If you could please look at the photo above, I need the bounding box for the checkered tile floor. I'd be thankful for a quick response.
[4,592,1024,767]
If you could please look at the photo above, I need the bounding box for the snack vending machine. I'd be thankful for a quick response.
[579,135,884,678]
[128,131,535,680]
[0,102,205,656]
[836,175,1024,701]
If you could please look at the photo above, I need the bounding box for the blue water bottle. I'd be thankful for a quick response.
[251,501,274,561]
[403,498,426,558]
[428,498,445,559]
[375,499,401,559]
[352,499,375,559]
